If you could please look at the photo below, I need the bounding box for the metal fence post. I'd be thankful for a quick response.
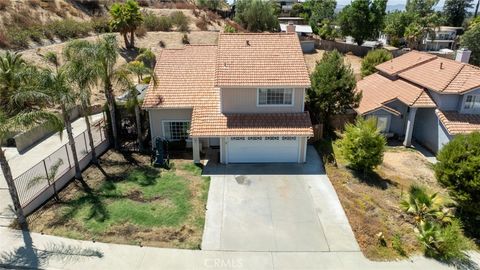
[83,132,88,155]
[42,160,50,186]
[65,144,72,169]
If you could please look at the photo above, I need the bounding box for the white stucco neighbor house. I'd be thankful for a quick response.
[142,33,313,164]
[355,49,480,154]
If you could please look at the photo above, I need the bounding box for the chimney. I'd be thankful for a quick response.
[286,21,296,34]
[455,48,472,64]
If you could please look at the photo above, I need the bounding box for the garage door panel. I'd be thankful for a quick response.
[227,137,299,163]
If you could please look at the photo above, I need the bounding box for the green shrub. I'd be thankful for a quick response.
[361,49,393,77]
[91,16,111,33]
[392,234,406,256]
[170,11,190,32]
[434,132,480,236]
[46,19,92,40]
[143,11,172,31]
[224,24,236,33]
[417,220,472,261]
[5,27,31,48]
[337,117,386,172]
[182,33,190,44]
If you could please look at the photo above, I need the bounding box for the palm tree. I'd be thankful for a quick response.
[36,57,83,180]
[94,35,122,150]
[63,40,100,164]
[1,111,62,229]
[0,52,45,116]
[400,185,445,224]
[109,0,143,49]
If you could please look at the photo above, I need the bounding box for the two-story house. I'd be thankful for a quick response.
[142,33,313,164]
[356,49,480,154]
[423,26,463,51]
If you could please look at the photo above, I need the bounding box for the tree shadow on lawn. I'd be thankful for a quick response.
[0,227,103,269]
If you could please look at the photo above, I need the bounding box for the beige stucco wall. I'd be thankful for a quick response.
[148,108,193,143]
[221,88,305,113]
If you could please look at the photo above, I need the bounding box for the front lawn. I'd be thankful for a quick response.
[316,138,467,260]
[27,151,210,249]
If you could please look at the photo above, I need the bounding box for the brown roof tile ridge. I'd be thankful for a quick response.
[435,109,452,134]
[443,63,467,92]
[394,53,438,75]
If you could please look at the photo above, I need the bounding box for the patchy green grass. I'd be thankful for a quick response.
[28,151,210,249]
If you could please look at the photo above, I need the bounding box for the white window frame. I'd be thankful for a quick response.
[463,94,480,112]
[368,115,391,133]
[257,88,294,107]
[161,120,191,141]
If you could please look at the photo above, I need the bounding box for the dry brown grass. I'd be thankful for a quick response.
[317,140,448,260]
[0,0,10,10]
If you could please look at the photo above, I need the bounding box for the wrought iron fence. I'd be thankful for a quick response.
[13,118,107,207]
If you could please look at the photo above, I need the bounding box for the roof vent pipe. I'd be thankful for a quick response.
[246,40,250,46]
[440,62,443,69]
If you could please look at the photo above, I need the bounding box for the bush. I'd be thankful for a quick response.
[182,33,190,44]
[196,15,209,30]
[46,19,92,40]
[0,31,9,48]
[417,220,472,261]
[135,25,147,38]
[170,11,190,32]
[361,49,393,77]
[337,117,386,172]
[5,27,31,48]
[143,11,172,31]
[434,132,480,235]
[91,16,111,33]
[224,24,236,33]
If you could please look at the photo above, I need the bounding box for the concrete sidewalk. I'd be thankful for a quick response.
[0,113,104,227]
[0,227,479,270]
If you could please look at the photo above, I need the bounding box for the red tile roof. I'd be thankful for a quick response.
[143,34,313,137]
[191,106,313,137]
[215,33,311,88]
[436,110,480,135]
[375,51,480,94]
[355,73,436,115]
[376,51,436,76]
[142,45,218,109]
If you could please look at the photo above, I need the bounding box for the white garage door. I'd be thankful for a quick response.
[227,136,300,163]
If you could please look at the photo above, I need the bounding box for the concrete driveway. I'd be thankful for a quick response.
[201,146,360,252]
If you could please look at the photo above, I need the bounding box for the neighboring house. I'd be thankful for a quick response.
[142,33,313,164]
[356,49,480,153]
[280,22,315,52]
[422,26,463,51]
[275,0,300,12]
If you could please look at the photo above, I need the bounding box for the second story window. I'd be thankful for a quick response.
[258,88,293,106]
[464,95,480,111]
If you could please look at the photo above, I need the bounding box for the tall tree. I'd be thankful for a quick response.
[234,0,279,32]
[338,0,387,45]
[307,50,359,125]
[406,0,438,17]
[0,52,63,228]
[383,11,415,46]
[110,0,143,49]
[443,0,473,26]
[63,40,100,164]
[460,23,480,65]
[1,112,62,228]
[38,56,83,180]
[304,0,337,33]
